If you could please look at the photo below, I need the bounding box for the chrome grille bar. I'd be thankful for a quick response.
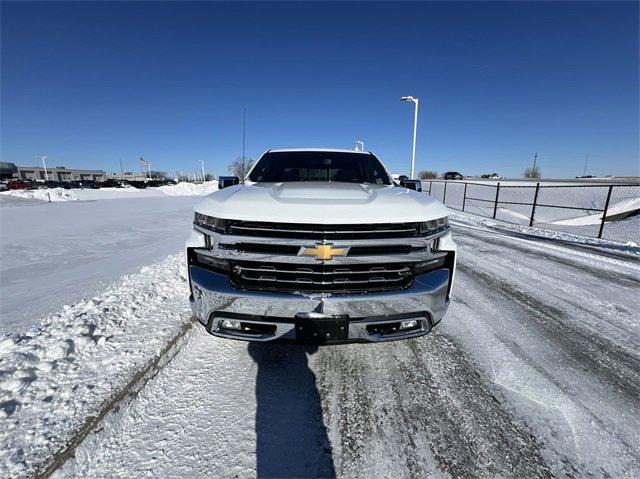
[229,260,414,293]
[226,220,420,240]
[229,226,418,235]
[234,265,411,275]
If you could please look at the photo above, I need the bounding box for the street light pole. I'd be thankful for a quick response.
[41,156,49,181]
[199,160,205,181]
[400,96,419,178]
[355,140,364,152]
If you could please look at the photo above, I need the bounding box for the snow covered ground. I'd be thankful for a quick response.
[0,182,218,333]
[46,224,639,479]
[1,191,639,478]
[0,195,201,333]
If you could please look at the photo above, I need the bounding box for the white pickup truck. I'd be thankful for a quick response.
[186,148,456,344]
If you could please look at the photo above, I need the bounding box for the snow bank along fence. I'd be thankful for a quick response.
[424,180,640,243]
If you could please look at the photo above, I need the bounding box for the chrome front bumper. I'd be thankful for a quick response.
[189,265,451,343]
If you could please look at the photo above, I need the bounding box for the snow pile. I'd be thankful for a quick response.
[449,211,640,254]
[0,187,79,202]
[0,254,192,478]
[550,198,640,225]
[74,187,164,200]
[156,181,219,196]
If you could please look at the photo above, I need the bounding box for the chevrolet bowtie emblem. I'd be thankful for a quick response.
[300,243,349,261]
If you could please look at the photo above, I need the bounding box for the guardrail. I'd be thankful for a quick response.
[424,180,640,243]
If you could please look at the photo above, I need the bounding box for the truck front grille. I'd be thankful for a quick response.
[226,220,420,240]
[229,260,414,294]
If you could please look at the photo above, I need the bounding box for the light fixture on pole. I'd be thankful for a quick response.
[400,96,419,178]
[41,156,49,181]
[354,140,364,152]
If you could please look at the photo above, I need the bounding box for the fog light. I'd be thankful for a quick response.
[220,319,241,331]
[399,320,419,330]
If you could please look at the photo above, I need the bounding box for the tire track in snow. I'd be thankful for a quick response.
[456,261,640,406]
[57,334,336,478]
[313,337,553,478]
[454,226,640,346]
[449,229,640,475]
[454,229,640,288]
[448,288,640,475]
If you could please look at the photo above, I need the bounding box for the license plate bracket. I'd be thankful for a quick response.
[295,316,349,344]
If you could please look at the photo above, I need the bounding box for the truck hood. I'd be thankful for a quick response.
[194,182,449,224]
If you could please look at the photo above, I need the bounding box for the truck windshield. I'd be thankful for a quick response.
[247,151,392,185]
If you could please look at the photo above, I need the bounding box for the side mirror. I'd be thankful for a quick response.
[218,176,240,189]
[400,178,422,192]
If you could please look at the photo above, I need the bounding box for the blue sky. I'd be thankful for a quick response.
[2,1,638,178]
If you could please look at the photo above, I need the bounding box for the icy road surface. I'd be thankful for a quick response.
[57,224,640,478]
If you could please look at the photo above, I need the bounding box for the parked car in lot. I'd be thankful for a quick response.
[35,180,62,189]
[0,182,7,191]
[96,179,125,188]
[80,180,99,189]
[7,179,34,190]
[126,180,148,188]
[443,171,464,180]
[187,148,456,345]
[66,180,99,189]
[397,175,422,192]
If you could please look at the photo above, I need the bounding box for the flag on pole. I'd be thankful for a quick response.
[139,156,149,168]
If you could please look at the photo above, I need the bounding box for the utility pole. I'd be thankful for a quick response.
[242,107,246,178]
[199,160,205,181]
[119,158,124,175]
[582,154,589,177]
[532,152,538,171]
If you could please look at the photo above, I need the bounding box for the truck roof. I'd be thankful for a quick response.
[267,148,371,154]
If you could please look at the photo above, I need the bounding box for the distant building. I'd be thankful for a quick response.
[0,162,18,180]
[13,165,106,182]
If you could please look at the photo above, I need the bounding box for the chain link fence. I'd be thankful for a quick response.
[424,180,640,244]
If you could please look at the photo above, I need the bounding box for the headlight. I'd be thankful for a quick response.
[414,256,447,275]
[194,251,230,272]
[419,216,449,236]
[194,213,227,233]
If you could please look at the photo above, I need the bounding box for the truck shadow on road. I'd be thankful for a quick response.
[248,343,335,478]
